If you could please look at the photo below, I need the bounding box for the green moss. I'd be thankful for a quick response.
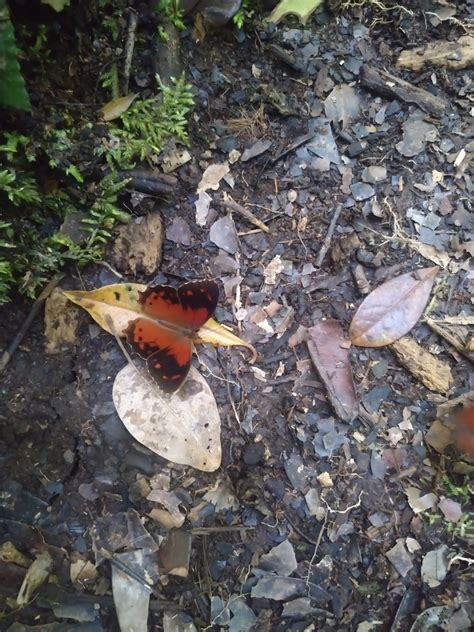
[97,73,195,168]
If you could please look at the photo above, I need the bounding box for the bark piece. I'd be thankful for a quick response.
[359,64,447,118]
[159,530,191,578]
[397,35,474,72]
[390,336,453,393]
[111,212,163,275]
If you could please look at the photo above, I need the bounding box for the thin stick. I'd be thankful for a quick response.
[315,204,343,267]
[0,273,64,374]
[215,198,270,233]
[271,131,315,164]
[121,8,138,95]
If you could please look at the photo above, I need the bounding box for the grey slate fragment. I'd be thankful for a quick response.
[211,596,231,625]
[282,597,319,618]
[251,576,305,601]
[386,540,413,577]
[284,452,311,491]
[362,166,387,184]
[351,182,375,201]
[209,215,239,254]
[228,599,257,632]
[241,139,272,162]
[306,122,340,164]
[396,114,438,157]
[258,539,297,576]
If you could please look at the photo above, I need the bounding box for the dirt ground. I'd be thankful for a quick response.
[0,1,473,631]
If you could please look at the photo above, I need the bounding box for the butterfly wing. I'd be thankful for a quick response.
[138,281,219,331]
[177,280,219,330]
[125,318,192,393]
[125,280,218,392]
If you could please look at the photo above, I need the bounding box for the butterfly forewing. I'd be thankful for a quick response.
[139,280,218,332]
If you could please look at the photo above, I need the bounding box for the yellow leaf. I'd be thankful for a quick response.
[63,283,146,336]
[63,283,257,361]
[197,318,257,363]
[100,94,138,122]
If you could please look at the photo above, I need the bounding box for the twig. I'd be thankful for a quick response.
[315,204,342,267]
[0,273,64,374]
[191,526,254,535]
[215,197,270,233]
[271,131,315,164]
[121,8,138,95]
[305,511,328,588]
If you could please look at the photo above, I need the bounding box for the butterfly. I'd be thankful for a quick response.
[124,280,219,393]
[454,406,474,457]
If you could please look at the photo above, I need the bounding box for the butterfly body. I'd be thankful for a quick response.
[124,280,219,393]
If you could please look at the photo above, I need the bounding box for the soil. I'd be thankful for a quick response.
[1,2,473,631]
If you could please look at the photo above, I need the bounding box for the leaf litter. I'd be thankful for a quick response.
[2,1,474,630]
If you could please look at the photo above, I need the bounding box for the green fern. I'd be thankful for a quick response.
[0,0,31,110]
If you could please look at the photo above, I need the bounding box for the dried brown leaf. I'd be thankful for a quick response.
[307,319,359,421]
[349,267,439,347]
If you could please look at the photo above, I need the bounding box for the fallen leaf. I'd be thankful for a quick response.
[113,364,221,471]
[307,320,359,422]
[195,317,257,363]
[100,93,139,121]
[17,552,52,606]
[349,267,439,347]
[64,283,255,360]
[266,0,324,24]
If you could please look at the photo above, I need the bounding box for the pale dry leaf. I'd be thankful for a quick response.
[100,94,139,121]
[113,365,221,472]
[197,162,230,193]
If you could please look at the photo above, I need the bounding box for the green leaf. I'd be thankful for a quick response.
[0,1,31,110]
[266,0,324,24]
[41,0,71,12]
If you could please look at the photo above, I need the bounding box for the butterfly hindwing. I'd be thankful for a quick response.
[125,317,192,393]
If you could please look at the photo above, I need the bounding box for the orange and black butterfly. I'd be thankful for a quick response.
[124,280,219,393]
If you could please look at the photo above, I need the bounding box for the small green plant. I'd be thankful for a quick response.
[233,0,255,29]
[98,73,195,168]
[0,132,129,304]
[0,1,31,110]
[441,475,471,503]
[156,0,186,30]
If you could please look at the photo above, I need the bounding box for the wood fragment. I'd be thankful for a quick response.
[316,204,342,267]
[158,530,191,578]
[397,35,474,72]
[0,273,64,374]
[216,197,270,233]
[121,9,138,95]
[425,317,474,364]
[390,336,453,393]
[359,64,448,118]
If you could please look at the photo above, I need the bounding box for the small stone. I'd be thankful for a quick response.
[346,140,367,157]
[259,540,297,576]
[351,182,375,201]
[362,166,387,184]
